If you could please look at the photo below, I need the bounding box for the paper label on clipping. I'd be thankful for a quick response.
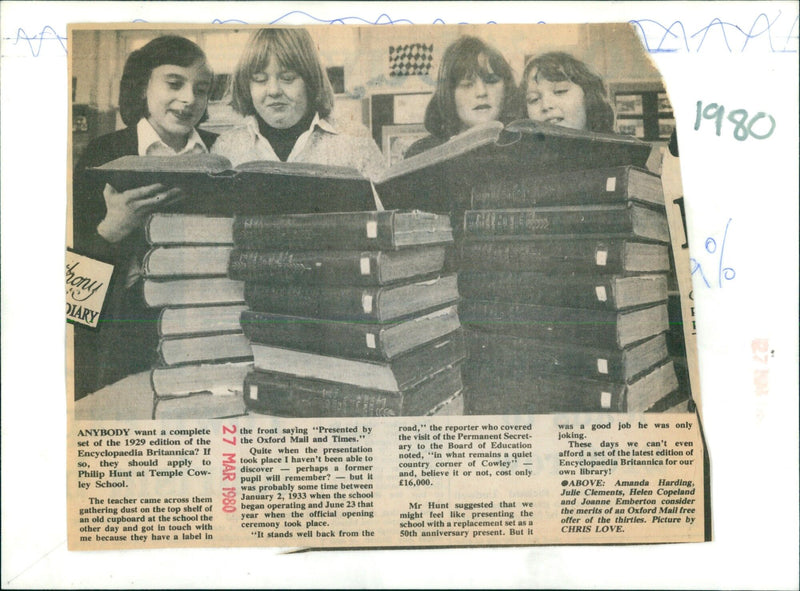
[362,293,374,313]
[600,391,612,408]
[360,256,371,275]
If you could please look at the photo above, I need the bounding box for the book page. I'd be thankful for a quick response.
[2,3,798,589]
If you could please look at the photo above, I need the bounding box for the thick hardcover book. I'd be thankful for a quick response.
[244,363,463,417]
[471,165,664,209]
[150,361,253,397]
[241,305,461,361]
[143,277,245,307]
[250,329,466,392]
[145,214,234,245]
[458,272,668,310]
[228,245,447,286]
[375,120,654,212]
[232,210,452,250]
[143,245,233,277]
[157,332,253,366]
[90,154,374,215]
[244,274,459,322]
[459,239,670,274]
[465,331,669,383]
[460,301,668,349]
[158,304,249,338]
[465,360,678,414]
[153,392,247,419]
[463,204,670,244]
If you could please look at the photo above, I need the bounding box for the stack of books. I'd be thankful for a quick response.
[142,213,253,419]
[227,210,467,417]
[457,165,680,414]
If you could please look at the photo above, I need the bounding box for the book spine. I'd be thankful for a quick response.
[465,330,627,380]
[463,208,635,239]
[464,369,625,414]
[471,166,631,208]
[240,310,390,361]
[458,272,621,310]
[244,283,380,321]
[244,371,403,417]
[460,300,619,348]
[232,212,394,250]
[228,249,382,286]
[459,240,628,273]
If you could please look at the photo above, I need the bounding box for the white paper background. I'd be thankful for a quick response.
[2,2,798,588]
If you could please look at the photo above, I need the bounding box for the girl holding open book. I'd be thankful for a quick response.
[73,35,217,398]
[212,28,385,179]
[404,36,519,158]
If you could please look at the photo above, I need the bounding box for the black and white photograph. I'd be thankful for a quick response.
[69,23,697,421]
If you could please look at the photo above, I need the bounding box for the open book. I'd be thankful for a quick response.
[374,120,656,212]
[89,154,375,215]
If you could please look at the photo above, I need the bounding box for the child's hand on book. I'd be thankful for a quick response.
[97,183,184,243]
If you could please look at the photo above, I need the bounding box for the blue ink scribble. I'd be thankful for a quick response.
[9,11,798,58]
[12,26,67,56]
[690,218,736,289]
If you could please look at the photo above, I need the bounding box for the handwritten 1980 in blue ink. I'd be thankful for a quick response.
[690,218,735,289]
[9,11,797,58]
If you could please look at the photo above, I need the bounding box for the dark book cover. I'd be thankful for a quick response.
[460,300,669,349]
[375,120,654,213]
[90,154,375,215]
[228,245,447,286]
[465,330,669,383]
[250,329,467,392]
[459,239,670,274]
[232,210,452,251]
[241,305,461,361]
[465,360,678,415]
[458,272,668,311]
[244,363,463,417]
[463,204,670,244]
[470,165,664,209]
[244,274,459,322]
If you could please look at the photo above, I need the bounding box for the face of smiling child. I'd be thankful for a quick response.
[145,61,212,151]
[454,55,505,132]
[525,69,587,131]
[249,55,310,130]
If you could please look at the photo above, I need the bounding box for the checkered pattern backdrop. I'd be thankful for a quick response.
[388,43,434,76]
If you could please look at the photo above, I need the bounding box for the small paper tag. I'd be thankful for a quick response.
[365,333,376,349]
[600,391,612,409]
[362,293,373,313]
[360,256,371,275]
[65,250,114,328]
[597,359,609,374]
[595,286,607,302]
[248,384,258,400]
[366,220,378,239]
[606,176,617,192]
[595,249,608,266]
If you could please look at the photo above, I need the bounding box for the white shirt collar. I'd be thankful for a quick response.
[137,118,208,156]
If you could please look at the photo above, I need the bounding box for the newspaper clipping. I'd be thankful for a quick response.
[66,22,709,549]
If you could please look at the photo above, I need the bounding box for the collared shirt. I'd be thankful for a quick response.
[137,118,208,156]
[212,114,387,180]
